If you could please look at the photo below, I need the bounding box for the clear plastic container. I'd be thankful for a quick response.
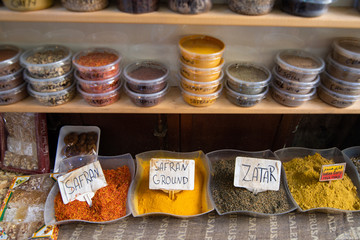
[274,49,325,82]
[168,0,212,14]
[228,0,276,15]
[0,68,24,91]
[20,45,72,79]
[24,68,74,93]
[271,82,316,107]
[225,62,271,95]
[180,58,224,82]
[75,70,121,94]
[332,37,360,69]
[180,71,223,95]
[61,0,108,12]
[181,83,223,107]
[124,82,169,107]
[116,0,159,13]
[225,81,268,107]
[77,83,122,107]
[123,60,169,94]
[179,35,225,68]
[72,47,121,81]
[0,82,28,105]
[272,67,320,95]
[2,0,53,11]
[326,54,360,83]
[321,71,360,95]
[318,83,360,108]
[28,81,76,106]
[281,0,332,17]
[0,45,22,76]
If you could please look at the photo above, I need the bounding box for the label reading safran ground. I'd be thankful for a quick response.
[58,161,107,205]
[319,163,346,181]
[234,157,281,193]
[149,158,195,190]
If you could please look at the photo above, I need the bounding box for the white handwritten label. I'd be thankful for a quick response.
[149,158,195,191]
[58,161,107,205]
[234,157,281,194]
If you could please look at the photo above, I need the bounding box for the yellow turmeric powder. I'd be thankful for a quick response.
[135,157,209,216]
[284,153,360,210]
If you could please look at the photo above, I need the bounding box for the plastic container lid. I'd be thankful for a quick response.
[318,83,360,101]
[225,62,272,87]
[275,49,325,75]
[179,35,225,59]
[271,82,316,107]
[273,67,320,88]
[326,54,360,78]
[321,71,360,95]
[225,80,269,100]
[332,37,360,67]
[24,67,73,84]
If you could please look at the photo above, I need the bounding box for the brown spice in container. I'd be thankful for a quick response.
[228,0,275,15]
[0,49,17,62]
[27,49,67,65]
[128,66,166,80]
[0,49,21,76]
[282,55,319,69]
[228,65,268,82]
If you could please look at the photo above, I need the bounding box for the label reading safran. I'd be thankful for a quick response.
[319,163,346,181]
[234,157,281,193]
[149,158,195,190]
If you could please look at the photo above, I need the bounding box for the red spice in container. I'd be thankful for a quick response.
[73,48,121,81]
[75,70,121,93]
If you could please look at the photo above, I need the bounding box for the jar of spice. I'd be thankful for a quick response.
[2,0,53,11]
[116,0,159,13]
[228,0,276,15]
[0,45,22,77]
[61,0,108,11]
[168,0,212,14]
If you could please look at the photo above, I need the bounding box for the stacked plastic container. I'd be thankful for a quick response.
[271,49,324,107]
[73,48,122,107]
[224,62,271,107]
[21,45,75,106]
[123,60,169,107]
[0,45,27,105]
[178,35,225,107]
[318,37,360,108]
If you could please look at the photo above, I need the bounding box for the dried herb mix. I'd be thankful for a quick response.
[62,0,108,11]
[211,158,292,214]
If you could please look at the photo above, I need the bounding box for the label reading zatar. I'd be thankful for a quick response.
[234,157,281,194]
[149,158,195,191]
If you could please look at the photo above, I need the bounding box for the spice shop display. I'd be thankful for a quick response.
[78,83,122,107]
[180,71,223,95]
[124,82,168,107]
[24,68,74,93]
[317,83,360,108]
[0,174,58,240]
[130,150,213,217]
[0,45,22,77]
[225,81,269,107]
[274,49,325,82]
[280,0,333,17]
[181,83,223,107]
[331,37,360,69]
[0,113,50,174]
[179,35,225,68]
[116,0,159,13]
[20,45,72,79]
[75,70,121,94]
[72,47,121,81]
[45,154,135,224]
[123,60,169,94]
[27,81,76,106]
[207,149,296,216]
[326,54,360,83]
[54,125,100,173]
[0,82,28,105]
[321,71,360,96]
[228,0,275,15]
[0,68,24,91]
[180,58,224,82]
[225,62,271,95]
[168,0,212,14]
[270,82,316,107]
[61,0,108,11]
[275,147,360,212]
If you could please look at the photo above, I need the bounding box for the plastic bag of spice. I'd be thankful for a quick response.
[0,113,50,174]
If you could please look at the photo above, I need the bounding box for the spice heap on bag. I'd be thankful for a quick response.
[73,47,123,107]
[178,35,225,107]
[0,45,28,105]
[224,62,271,107]
[318,37,360,108]
[271,49,324,107]
[21,45,75,106]
[123,60,170,107]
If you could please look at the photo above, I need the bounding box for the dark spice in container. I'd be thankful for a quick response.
[211,158,292,214]
[0,46,22,76]
[168,0,212,14]
[116,0,159,13]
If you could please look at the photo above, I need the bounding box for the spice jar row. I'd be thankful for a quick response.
[2,0,356,17]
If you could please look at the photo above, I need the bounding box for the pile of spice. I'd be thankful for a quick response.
[135,158,209,216]
[211,158,293,214]
[55,165,131,222]
[283,153,360,210]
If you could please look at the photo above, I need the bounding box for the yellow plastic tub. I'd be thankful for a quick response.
[179,35,225,68]
[181,83,223,107]
[180,58,224,82]
[180,71,223,95]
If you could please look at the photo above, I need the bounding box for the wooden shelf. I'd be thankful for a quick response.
[0,87,359,114]
[0,4,359,28]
